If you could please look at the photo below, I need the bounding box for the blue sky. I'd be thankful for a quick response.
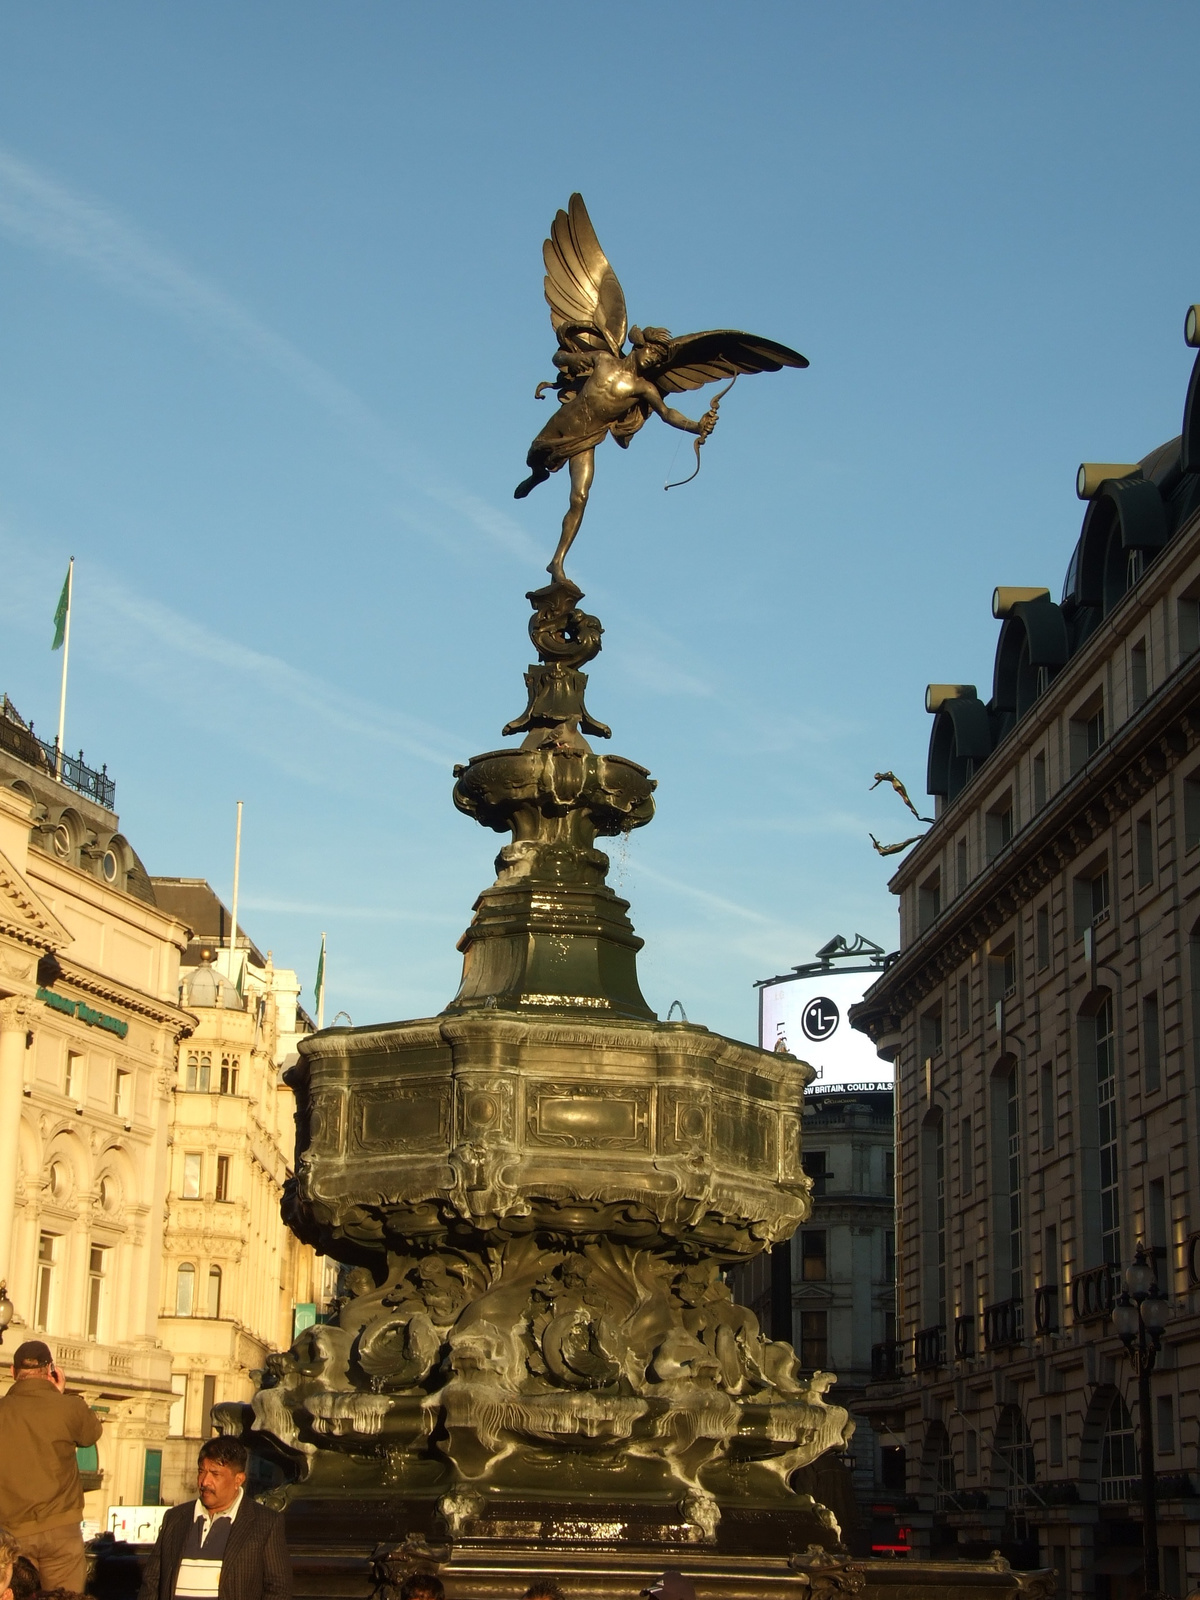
[1,4,1198,1039]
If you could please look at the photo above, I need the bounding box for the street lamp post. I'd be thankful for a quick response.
[1112,1242,1171,1599]
[0,1281,14,1345]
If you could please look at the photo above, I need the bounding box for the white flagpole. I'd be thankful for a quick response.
[55,558,74,780]
[229,800,243,986]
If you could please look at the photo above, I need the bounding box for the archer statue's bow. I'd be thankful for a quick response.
[664,375,738,491]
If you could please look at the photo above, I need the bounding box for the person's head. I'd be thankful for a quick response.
[0,1527,21,1600]
[8,1557,39,1600]
[196,1438,248,1515]
[642,1574,697,1600]
[10,1340,54,1382]
[629,325,672,372]
[523,1584,565,1600]
[399,1574,444,1600]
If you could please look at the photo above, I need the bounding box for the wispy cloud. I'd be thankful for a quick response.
[0,144,541,565]
[241,895,459,925]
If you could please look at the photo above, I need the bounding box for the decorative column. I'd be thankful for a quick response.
[0,997,30,1284]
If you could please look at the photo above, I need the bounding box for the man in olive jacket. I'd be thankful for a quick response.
[138,1438,291,1600]
[0,1340,103,1592]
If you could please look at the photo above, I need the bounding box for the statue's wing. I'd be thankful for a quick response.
[543,194,628,356]
[653,330,808,394]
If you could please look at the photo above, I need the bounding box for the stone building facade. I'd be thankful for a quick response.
[0,706,194,1522]
[852,314,1200,1596]
[149,880,326,1507]
[729,1079,898,1552]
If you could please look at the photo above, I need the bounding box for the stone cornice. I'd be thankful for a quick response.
[852,648,1200,1039]
[54,957,198,1037]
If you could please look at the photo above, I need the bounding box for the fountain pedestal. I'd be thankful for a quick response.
[218,582,1051,1600]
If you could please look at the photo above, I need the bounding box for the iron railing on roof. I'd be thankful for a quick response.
[0,710,115,809]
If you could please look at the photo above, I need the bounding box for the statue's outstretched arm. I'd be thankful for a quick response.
[640,384,709,436]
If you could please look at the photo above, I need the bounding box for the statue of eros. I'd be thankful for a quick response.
[515,193,808,582]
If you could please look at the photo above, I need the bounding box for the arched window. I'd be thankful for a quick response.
[219,1055,239,1095]
[207,1265,222,1320]
[1100,1393,1138,1503]
[175,1263,195,1317]
[185,1052,212,1092]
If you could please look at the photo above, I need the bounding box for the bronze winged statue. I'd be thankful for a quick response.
[516,193,809,582]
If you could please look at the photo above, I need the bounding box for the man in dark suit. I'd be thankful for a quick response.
[138,1439,290,1600]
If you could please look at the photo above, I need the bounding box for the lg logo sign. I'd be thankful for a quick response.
[800,996,840,1042]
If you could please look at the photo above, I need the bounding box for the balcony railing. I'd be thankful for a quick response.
[983,1297,1024,1349]
[954,1313,976,1359]
[871,1340,903,1381]
[1100,1472,1197,1504]
[1034,1284,1059,1335]
[936,1486,990,1513]
[0,710,115,809]
[1072,1262,1123,1323]
[913,1324,946,1371]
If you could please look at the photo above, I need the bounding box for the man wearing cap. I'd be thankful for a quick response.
[0,1340,103,1592]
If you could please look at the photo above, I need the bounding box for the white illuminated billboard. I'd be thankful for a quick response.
[759,969,892,1087]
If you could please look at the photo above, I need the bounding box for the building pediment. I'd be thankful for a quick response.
[0,845,70,954]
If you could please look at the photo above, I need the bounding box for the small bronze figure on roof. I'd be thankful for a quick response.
[516,193,808,582]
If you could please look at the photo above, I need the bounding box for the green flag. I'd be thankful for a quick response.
[314,935,325,1011]
[51,564,71,650]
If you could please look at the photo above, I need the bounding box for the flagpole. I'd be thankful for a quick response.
[317,933,326,1030]
[55,558,74,781]
[229,800,243,986]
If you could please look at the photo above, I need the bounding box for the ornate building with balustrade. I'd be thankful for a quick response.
[852,311,1200,1597]
[148,879,329,1508]
[0,705,194,1523]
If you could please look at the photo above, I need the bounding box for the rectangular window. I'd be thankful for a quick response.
[1185,776,1200,851]
[182,1153,202,1199]
[220,1056,239,1095]
[798,1309,828,1370]
[1149,1177,1168,1264]
[802,1150,827,1198]
[1070,697,1106,773]
[1157,1393,1176,1454]
[1097,996,1121,1265]
[1045,1224,1059,1287]
[985,793,1015,860]
[1033,752,1047,812]
[1179,596,1200,658]
[988,945,1017,1006]
[800,1230,827,1281]
[65,1051,82,1100]
[1049,1413,1064,1467]
[168,1374,187,1437]
[1131,640,1148,708]
[1041,1064,1055,1152]
[113,1069,130,1118]
[920,1007,943,1059]
[215,1155,231,1203]
[918,872,941,932]
[966,1428,979,1477]
[35,1233,56,1330]
[86,1245,107,1340]
[960,1115,974,1196]
[1036,905,1051,971]
[1143,993,1162,1093]
[1074,865,1110,935]
[957,975,970,1035]
[142,1448,163,1506]
[1163,1548,1182,1600]
[1136,815,1154,889]
[956,838,968,895]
